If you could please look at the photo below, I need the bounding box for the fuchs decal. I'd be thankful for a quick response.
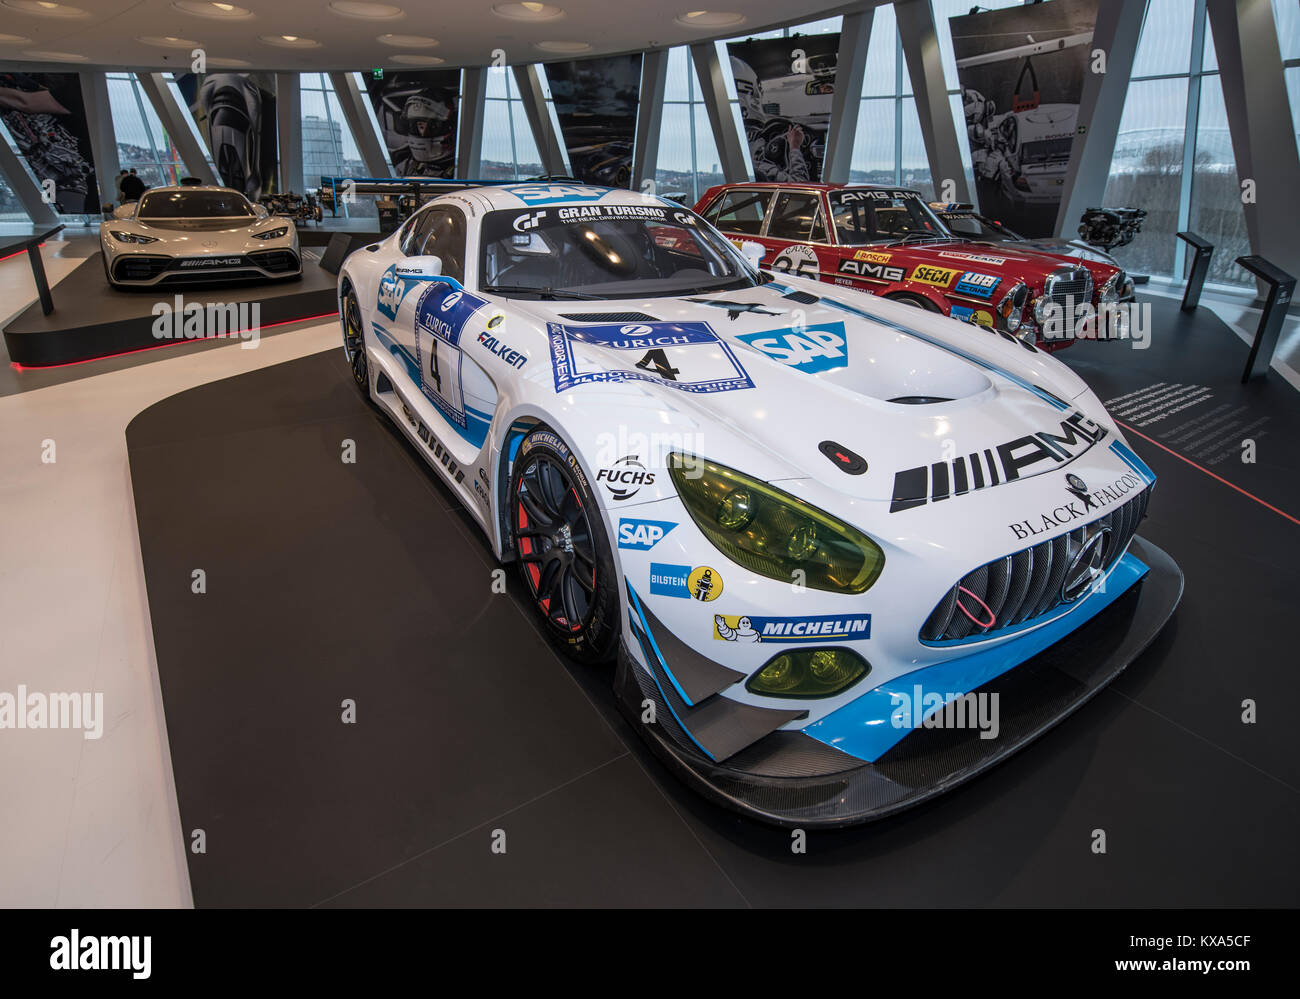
[735,322,848,373]
[597,454,655,501]
[889,410,1109,513]
[838,258,906,281]
[1008,472,1143,541]
[953,271,1000,299]
[714,613,871,643]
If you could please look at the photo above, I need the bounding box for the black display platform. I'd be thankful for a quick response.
[4,250,338,367]
[127,298,1300,906]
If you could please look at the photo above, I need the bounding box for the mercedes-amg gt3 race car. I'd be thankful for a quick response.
[101,185,301,288]
[338,183,1181,827]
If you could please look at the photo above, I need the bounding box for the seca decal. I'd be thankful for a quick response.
[770,244,820,278]
[650,563,722,601]
[713,613,871,643]
[953,271,1001,299]
[735,321,849,373]
[839,259,906,281]
[617,518,677,550]
[598,455,655,501]
[503,183,609,205]
[548,321,754,394]
[889,410,1108,513]
[853,250,892,263]
[910,265,960,287]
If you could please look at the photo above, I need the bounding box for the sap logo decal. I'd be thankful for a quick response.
[736,321,848,373]
[617,518,677,550]
[504,184,607,205]
[377,264,414,320]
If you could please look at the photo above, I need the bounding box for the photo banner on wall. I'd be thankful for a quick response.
[950,0,1099,237]
[545,54,641,188]
[365,70,459,179]
[0,71,100,214]
[727,34,839,183]
[175,72,279,199]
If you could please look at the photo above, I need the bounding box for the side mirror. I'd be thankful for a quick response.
[255,204,270,219]
[738,240,766,271]
[395,255,443,279]
[113,203,136,220]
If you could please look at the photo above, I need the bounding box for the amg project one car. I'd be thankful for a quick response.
[695,182,1133,350]
[337,183,1180,827]
[101,186,301,287]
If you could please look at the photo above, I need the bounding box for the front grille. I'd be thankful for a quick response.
[557,311,659,322]
[248,250,299,273]
[112,255,170,281]
[919,487,1149,644]
[1043,265,1094,310]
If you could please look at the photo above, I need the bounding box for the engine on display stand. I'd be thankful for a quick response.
[1077,207,1147,252]
[258,191,324,225]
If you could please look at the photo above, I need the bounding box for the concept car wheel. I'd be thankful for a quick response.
[342,287,369,395]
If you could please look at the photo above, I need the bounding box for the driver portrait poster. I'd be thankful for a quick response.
[950,0,1098,236]
[727,33,839,183]
[0,71,100,214]
[175,71,279,200]
[365,70,459,178]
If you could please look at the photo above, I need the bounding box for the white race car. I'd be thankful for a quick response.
[338,183,1181,827]
[101,185,301,287]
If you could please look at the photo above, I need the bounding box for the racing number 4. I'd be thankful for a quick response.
[429,341,442,392]
[636,348,680,382]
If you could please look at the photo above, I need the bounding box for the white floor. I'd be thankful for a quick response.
[0,243,337,906]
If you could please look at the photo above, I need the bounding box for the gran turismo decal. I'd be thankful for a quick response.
[512,211,547,232]
[548,321,754,395]
[770,244,820,277]
[713,613,872,643]
[909,265,960,287]
[650,563,723,601]
[477,329,527,369]
[597,455,655,501]
[838,258,906,281]
[953,271,1000,299]
[556,204,668,222]
[1008,472,1143,541]
[735,322,849,373]
[890,410,1108,513]
[617,518,677,550]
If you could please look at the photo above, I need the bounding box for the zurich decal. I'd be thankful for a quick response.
[415,283,488,347]
[735,321,849,373]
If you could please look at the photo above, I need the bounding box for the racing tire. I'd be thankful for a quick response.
[887,293,942,313]
[341,285,370,398]
[508,427,620,666]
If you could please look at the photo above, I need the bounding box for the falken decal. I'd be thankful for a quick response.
[953,271,1001,299]
[889,410,1108,513]
[548,321,754,394]
[477,329,527,369]
[910,265,960,287]
[735,321,848,374]
[713,613,871,643]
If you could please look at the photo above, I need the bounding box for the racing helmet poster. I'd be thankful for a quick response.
[0,71,100,215]
[950,0,1099,237]
[175,71,280,200]
[365,71,459,178]
[545,54,641,188]
[727,34,839,183]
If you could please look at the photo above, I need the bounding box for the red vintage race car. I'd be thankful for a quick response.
[694,182,1133,350]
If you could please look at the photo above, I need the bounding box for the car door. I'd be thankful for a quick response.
[701,186,775,252]
[406,205,495,449]
[759,189,833,280]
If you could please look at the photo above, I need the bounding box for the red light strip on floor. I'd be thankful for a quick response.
[0,242,46,263]
[10,311,339,371]
[1117,419,1299,527]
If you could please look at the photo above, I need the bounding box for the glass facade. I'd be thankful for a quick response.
[106,73,187,192]
[300,73,366,189]
[481,67,544,181]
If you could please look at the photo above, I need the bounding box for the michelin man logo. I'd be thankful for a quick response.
[715,614,760,642]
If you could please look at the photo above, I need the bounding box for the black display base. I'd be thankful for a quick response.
[126,328,1300,907]
[3,250,339,367]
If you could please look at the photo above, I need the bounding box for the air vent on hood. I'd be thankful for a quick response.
[781,290,820,305]
[558,312,660,322]
[888,396,954,405]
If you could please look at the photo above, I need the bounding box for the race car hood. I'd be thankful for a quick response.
[514,275,1110,505]
[877,238,1104,286]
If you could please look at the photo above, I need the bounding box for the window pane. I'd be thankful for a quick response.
[1102,77,1188,280]
[511,101,543,177]
[861,3,896,97]
[1132,0,1194,77]
[480,99,516,179]
[1274,0,1300,61]
[1287,66,1300,158]
[899,96,932,198]
[693,102,723,200]
[849,97,895,184]
[665,46,690,102]
[486,66,509,100]
[767,191,826,241]
[655,103,693,200]
[1189,73,1252,287]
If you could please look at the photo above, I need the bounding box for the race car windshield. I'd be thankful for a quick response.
[479,205,758,299]
[137,191,255,219]
[829,190,950,245]
[940,213,1021,241]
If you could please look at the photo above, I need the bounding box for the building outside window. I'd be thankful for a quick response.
[106,72,186,191]
[481,67,544,180]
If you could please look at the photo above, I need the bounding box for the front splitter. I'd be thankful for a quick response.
[615,536,1182,829]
